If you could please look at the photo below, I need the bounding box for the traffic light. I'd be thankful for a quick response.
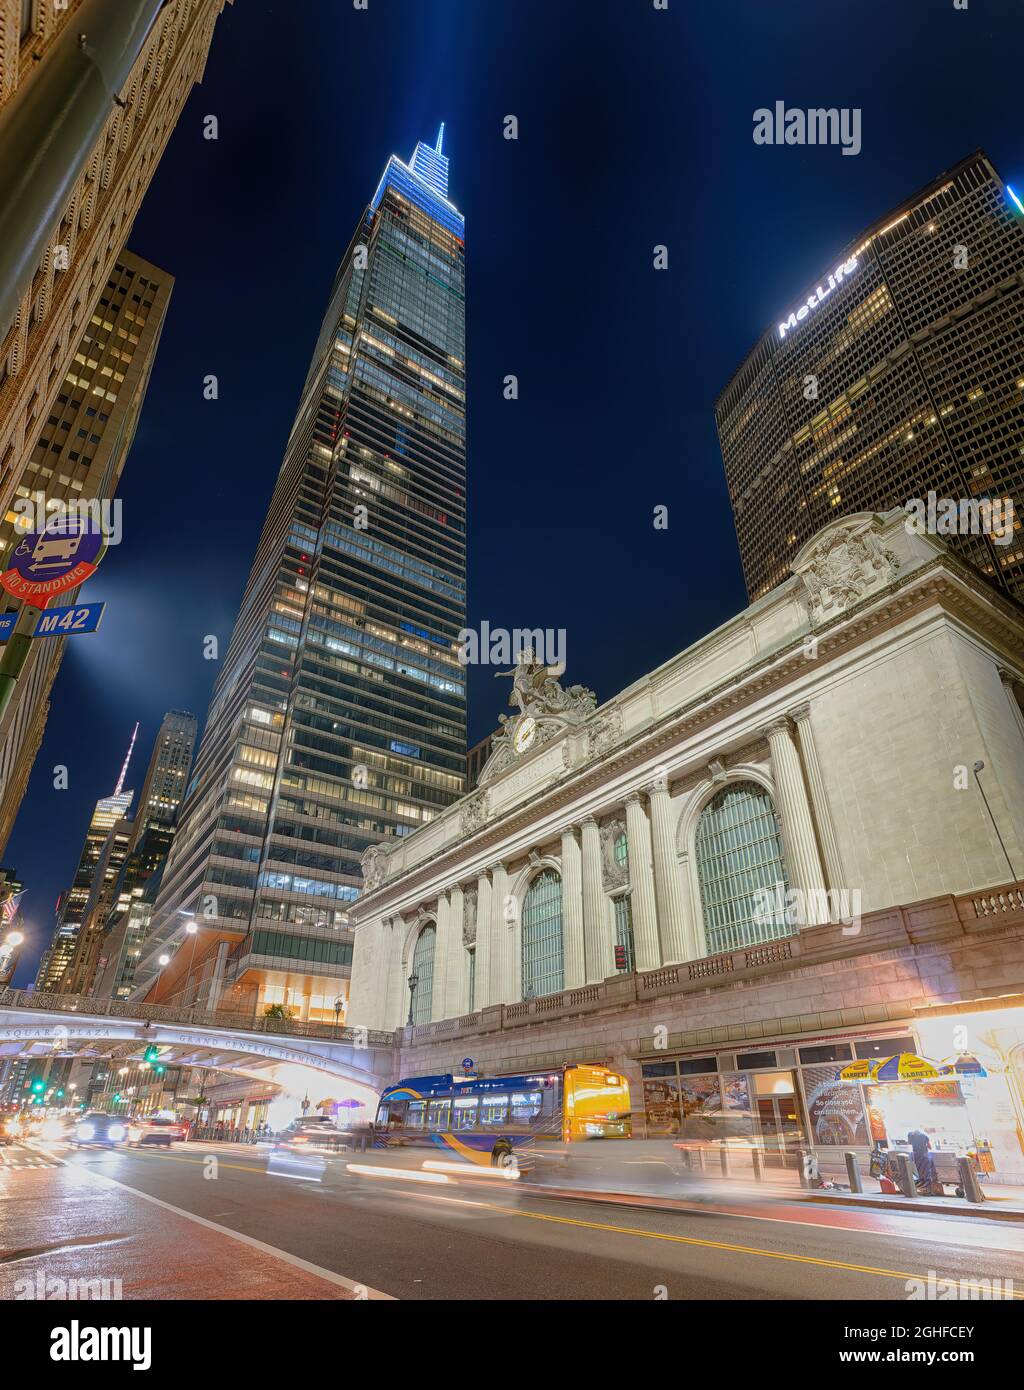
[154,1065,165,1076]
[55,1089,64,1098]
[30,1078,44,1094]
[144,1045,159,1064]
[112,1093,121,1103]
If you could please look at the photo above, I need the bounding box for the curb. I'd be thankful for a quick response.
[515,1181,1024,1223]
[803,1191,1024,1222]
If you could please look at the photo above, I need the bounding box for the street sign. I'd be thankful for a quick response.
[0,522,106,607]
[32,601,105,638]
[0,614,15,642]
[461,1057,474,1073]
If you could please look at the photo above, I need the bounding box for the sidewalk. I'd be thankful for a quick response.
[0,1158,390,1299]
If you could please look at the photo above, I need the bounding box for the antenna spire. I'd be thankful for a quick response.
[114,721,139,797]
[435,122,445,154]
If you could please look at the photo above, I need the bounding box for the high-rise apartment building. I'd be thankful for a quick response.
[136,127,468,1024]
[34,725,136,991]
[715,151,1024,602]
[0,249,173,857]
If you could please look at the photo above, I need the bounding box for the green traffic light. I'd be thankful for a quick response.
[144,1045,159,1063]
[112,1093,121,1103]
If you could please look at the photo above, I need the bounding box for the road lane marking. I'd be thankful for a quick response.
[377,1188,1024,1295]
[69,1164,395,1300]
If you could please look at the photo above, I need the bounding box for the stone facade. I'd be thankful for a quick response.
[347,510,1024,1172]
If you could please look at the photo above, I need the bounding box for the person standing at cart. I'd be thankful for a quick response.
[908,1127,937,1189]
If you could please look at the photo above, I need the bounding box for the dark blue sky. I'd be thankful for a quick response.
[9,0,1022,981]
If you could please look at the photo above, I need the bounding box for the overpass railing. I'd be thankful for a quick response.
[0,988,395,1048]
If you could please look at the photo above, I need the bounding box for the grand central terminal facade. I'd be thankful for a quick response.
[348,511,1024,1179]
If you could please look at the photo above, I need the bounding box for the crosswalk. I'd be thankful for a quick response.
[0,1142,63,1171]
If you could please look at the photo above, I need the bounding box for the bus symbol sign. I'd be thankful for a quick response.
[0,522,106,607]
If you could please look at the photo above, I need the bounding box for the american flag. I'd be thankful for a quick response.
[2,890,24,923]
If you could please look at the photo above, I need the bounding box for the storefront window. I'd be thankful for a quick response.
[802,1064,868,1147]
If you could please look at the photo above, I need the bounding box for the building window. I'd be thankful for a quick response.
[613,895,634,971]
[410,925,435,1024]
[614,831,628,868]
[521,869,563,1000]
[694,782,790,955]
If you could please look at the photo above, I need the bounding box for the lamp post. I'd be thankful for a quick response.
[184,920,199,1007]
[406,971,419,1028]
[333,995,344,1034]
[973,761,1018,880]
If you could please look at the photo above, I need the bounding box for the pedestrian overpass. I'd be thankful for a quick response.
[0,989,397,1118]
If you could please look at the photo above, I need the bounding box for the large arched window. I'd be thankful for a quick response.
[695,782,789,955]
[410,925,436,1024]
[521,869,564,1000]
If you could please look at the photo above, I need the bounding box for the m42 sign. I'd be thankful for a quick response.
[33,602,106,637]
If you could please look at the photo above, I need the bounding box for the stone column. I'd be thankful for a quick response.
[581,815,612,982]
[763,716,829,925]
[999,668,1024,743]
[625,793,661,971]
[561,826,585,989]
[446,883,467,1016]
[431,891,451,1022]
[648,774,694,962]
[790,703,845,903]
[474,869,493,1009]
[489,861,509,1005]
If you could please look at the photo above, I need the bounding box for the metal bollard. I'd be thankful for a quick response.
[751,1147,764,1183]
[958,1156,985,1204]
[720,1144,731,1177]
[844,1151,863,1194]
[894,1152,917,1197]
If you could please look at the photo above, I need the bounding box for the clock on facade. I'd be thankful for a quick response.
[513,716,537,754]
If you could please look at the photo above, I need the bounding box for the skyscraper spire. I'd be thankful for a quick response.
[407,123,452,202]
[113,721,139,797]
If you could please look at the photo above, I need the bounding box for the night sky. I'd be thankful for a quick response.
[8,0,1021,983]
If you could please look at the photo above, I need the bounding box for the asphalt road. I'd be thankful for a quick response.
[3,1139,1023,1301]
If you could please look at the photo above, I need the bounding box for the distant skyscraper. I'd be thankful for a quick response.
[0,250,173,858]
[137,127,467,1023]
[90,711,198,1001]
[716,151,1024,602]
[34,725,137,992]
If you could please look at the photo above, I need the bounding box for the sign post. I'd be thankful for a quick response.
[0,522,108,726]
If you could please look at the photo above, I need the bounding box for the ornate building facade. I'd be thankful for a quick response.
[349,510,1024,1178]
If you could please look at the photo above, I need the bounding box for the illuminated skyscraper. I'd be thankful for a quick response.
[138,127,467,1023]
[716,151,1024,601]
[34,725,138,991]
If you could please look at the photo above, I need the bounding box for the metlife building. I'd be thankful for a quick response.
[715,151,1024,603]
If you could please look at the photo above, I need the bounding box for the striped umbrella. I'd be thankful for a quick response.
[838,1059,876,1082]
[871,1052,941,1082]
[939,1054,988,1078]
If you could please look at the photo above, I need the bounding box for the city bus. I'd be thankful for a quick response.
[373,1064,631,1170]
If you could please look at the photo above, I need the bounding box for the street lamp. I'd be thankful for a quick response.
[158,954,170,967]
[406,971,419,1027]
[183,919,199,1007]
[973,761,1018,880]
[333,995,344,1033]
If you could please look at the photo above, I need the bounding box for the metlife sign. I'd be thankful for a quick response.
[778,255,859,340]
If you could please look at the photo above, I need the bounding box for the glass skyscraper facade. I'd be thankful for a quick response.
[716,151,1024,602]
[138,128,467,1023]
